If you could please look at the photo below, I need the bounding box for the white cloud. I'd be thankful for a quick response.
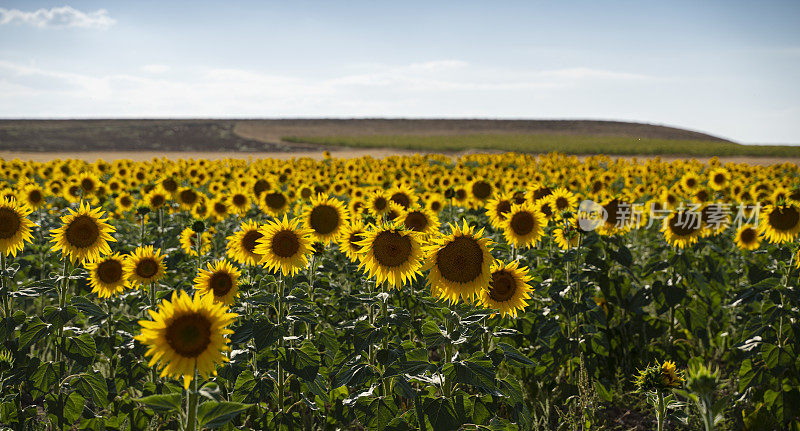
[0,6,115,29]
[140,64,171,74]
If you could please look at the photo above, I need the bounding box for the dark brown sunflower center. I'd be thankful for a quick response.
[533,187,552,200]
[686,178,696,188]
[264,192,286,210]
[97,259,123,284]
[739,227,757,244]
[668,213,700,237]
[242,230,263,254]
[391,193,410,208]
[179,189,198,205]
[372,231,412,268]
[489,270,517,302]
[271,230,300,258]
[430,201,442,212]
[309,205,340,235]
[603,199,622,226]
[713,173,725,184]
[162,178,178,192]
[150,195,165,208]
[436,236,484,284]
[768,206,800,231]
[210,272,233,296]
[349,232,364,251]
[165,313,212,358]
[373,197,388,211]
[300,188,312,199]
[509,211,535,236]
[81,178,95,192]
[253,180,269,195]
[232,194,247,207]
[135,258,159,278]
[495,200,511,219]
[555,197,569,210]
[455,189,467,200]
[404,212,429,232]
[214,202,227,215]
[120,196,132,207]
[28,190,43,204]
[65,215,100,248]
[0,207,22,239]
[472,181,492,200]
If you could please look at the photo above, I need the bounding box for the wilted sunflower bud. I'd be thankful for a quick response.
[635,360,684,392]
[312,241,325,256]
[687,361,720,397]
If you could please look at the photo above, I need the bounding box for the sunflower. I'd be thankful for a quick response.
[423,220,494,303]
[0,198,35,257]
[367,191,391,217]
[707,168,730,191]
[759,203,800,244]
[85,253,127,298]
[254,215,313,276]
[486,192,514,229]
[661,210,702,249]
[226,220,264,266]
[502,203,546,248]
[180,226,212,256]
[680,173,701,192]
[176,187,201,210]
[477,260,532,318]
[135,290,237,390]
[228,189,252,215]
[400,206,440,236]
[144,187,169,211]
[546,187,578,216]
[735,224,761,251]
[208,198,230,222]
[50,201,116,263]
[19,184,46,210]
[116,193,135,212]
[388,185,416,209]
[303,194,348,244]
[357,222,424,288]
[553,217,587,250]
[338,220,367,263]
[194,260,241,305]
[468,180,494,205]
[260,190,290,216]
[124,245,166,288]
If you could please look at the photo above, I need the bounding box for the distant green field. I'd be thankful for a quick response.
[283,134,800,157]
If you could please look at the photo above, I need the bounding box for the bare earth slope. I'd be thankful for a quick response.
[1,118,729,152]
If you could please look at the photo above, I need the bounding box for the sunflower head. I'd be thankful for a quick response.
[0,197,35,258]
[303,194,348,244]
[662,210,703,249]
[226,220,264,266]
[85,253,127,298]
[254,215,313,276]
[194,260,241,305]
[635,360,684,393]
[759,203,800,244]
[356,221,424,288]
[478,260,532,318]
[124,245,166,287]
[50,201,116,263]
[338,220,367,263]
[135,290,238,389]
[423,220,494,303]
[502,202,546,248]
[400,206,440,236]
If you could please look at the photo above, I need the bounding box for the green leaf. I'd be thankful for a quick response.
[443,355,498,395]
[19,317,51,349]
[197,401,252,429]
[496,343,533,367]
[71,296,108,321]
[70,371,109,408]
[30,362,58,398]
[593,381,613,402]
[62,333,97,364]
[422,397,464,431]
[422,320,448,347]
[279,339,320,382]
[354,396,398,431]
[64,392,85,424]
[135,393,182,412]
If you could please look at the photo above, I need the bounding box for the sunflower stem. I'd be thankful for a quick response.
[655,391,666,431]
[443,317,453,398]
[1,252,10,320]
[380,282,389,397]
[186,368,199,431]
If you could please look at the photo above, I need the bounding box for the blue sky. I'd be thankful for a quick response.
[1,1,799,143]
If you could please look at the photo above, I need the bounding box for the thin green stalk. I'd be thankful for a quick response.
[443,318,453,398]
[656,391,666,431]
[1,252,10,319]
[185,368,199,431]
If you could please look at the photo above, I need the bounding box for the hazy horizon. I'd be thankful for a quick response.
[1,1,799,144]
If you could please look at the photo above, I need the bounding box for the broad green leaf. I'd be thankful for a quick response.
[70,371,109,408]
[197,401,252,429]
[279,339,320,382]
[135,393,182,412]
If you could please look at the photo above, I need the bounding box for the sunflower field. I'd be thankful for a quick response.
[0,153,799,430]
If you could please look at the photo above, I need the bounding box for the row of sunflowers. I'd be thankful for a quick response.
[0,152,798,430]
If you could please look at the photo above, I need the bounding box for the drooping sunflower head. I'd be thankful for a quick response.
[226,220,264,266]
[338,220,367,263]
[759,203,800,244]
[50,201,116,263]
[135,290,238,390]
[194,260,241,306]
[735,224,761,251]
[85,253,127,298]
[0,197,35,257]
[478,260,532,318]
[254,215,313,276]
[661,210,702,249]
[303,194,348,244]
[423,220,494,303]
[356,221,424,289]
[124,245,166,287]
[502,202,546,248]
